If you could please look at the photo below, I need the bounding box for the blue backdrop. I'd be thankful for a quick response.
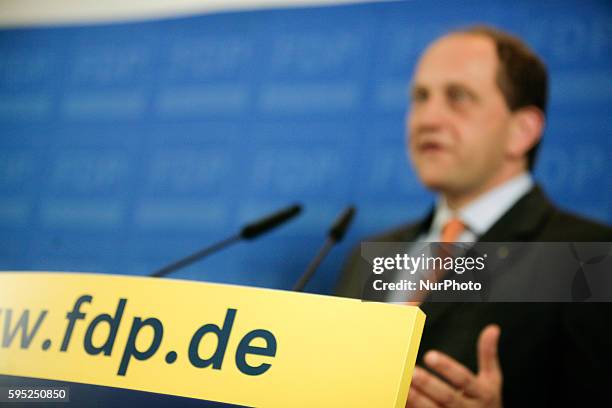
[1,0,610,294]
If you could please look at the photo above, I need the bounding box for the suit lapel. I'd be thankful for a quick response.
[477,185,554,242]
[401,208,434,241]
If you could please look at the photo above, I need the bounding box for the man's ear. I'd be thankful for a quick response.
[507,107,545,160]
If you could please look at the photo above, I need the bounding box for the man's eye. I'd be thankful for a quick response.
[411,90,428,103]
[447,87,471,103]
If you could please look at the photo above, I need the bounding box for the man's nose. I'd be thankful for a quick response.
[409,95,447,133]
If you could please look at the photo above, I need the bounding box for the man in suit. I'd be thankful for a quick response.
[335,26,611,407]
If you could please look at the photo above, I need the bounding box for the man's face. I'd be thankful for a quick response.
[407,34,514,197]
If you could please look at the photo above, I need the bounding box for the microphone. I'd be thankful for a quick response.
[292,206,356,292]
[240,204,302,239]
[151,204,302,278]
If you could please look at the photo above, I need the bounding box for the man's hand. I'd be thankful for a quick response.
[406,324,502,408]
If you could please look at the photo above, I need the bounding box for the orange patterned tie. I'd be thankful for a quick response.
[440,217,465,243]
[405,218,465,305]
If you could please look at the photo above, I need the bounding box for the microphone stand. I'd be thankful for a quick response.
[293,206,356,292]
[151,204,302,278]
[292,238,335,292]
[151,234,241,278]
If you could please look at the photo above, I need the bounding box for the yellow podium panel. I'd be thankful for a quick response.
[0,272,424,407]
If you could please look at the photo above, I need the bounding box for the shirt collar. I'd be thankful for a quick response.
[430,172,534,237]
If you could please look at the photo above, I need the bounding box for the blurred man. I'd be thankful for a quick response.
[336,26,611,407]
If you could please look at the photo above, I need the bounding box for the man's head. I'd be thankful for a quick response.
[407,26,547,207]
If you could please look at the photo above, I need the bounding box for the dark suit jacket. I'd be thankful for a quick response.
[335,186,612,407]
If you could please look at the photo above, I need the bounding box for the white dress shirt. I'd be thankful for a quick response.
[421,172,534,243]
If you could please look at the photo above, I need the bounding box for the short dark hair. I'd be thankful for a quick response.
[457,25,548,171]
